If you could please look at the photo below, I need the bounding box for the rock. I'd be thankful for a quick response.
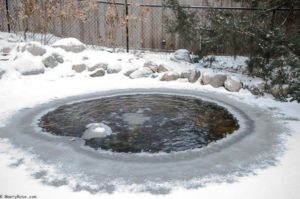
[0,68,5,79]
[82,123,112,139]
[72,64,86,73]
[247,78,265,96]
[107,65,122,74]
[1,47,11,55]
[271,84,289,97]
[124,69,138,77]
[171,49,192,63]
[143,61,159,72]
[42,54,64,68]
[181,69,201,83]
[90,69,105,77]
[129,67,153,79]
[160,72,180,81]
[13,57,45,76]
[224,76,242,92]
[202,73,227,88]
[157,64,168,73]
[88,63,108,72]
[52,38,86,53]
[22,42,46,56]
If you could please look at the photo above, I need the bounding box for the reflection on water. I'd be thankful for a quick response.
[40,94,239,153]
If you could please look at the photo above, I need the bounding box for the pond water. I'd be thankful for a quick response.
[39,94,239,153]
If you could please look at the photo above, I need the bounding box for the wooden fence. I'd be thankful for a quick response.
[0,0,285,52]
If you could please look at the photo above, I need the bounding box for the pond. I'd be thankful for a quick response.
[39,94,239,153]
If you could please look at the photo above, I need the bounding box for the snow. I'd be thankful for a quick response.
[82,123,113,139]
[0,32,300,199]
[52,38,85,47]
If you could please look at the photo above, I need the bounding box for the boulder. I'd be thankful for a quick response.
[0,68,5,79]
[271,84,289,97]
[129,67,153,79]
[14,57,45,76]
[171,49,192,63]
[181,69,201,83]
[90,69,105,77]
[72,64,86,73]
[1,47,11,55]
[143,61,159,72]
[52,38,86,53]
[157,64,168,73]
[42,54,64,68]
[247,78,265,96]
[124,69,138,77]
[202,73,227,88]
[82,123,112,139]
[224,76,242,92]
[160,72,180,81]
[22,42,46,56]
[107,65,122,74]
[88,63,108,72]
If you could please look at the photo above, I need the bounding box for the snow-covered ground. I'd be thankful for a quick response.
[0,32,300,199]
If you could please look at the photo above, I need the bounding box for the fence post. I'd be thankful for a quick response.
[5,0,10,32]
[125,0,129,52]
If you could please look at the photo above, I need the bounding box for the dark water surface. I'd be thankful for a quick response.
[39,94,239,153]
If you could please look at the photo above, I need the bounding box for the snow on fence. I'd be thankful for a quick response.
[0,0,298,53]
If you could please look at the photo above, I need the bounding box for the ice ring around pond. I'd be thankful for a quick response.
[39,94,239,153]
[0,88,284,194]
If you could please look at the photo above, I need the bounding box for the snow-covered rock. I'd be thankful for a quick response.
[143,61,159,72]
[271,84,289,97]
[247,78,265,96]
[1,47,11,55]
[88,63,108,72]
[160,71,180,81]
[202,55,248,73]
[72,64,86,73]
[129,67,153,79]
[181,69,201,83]
[157,64,168,73]
[52,38,86,53]
[42,54,64,68]
[21,42,46,56]
[224,76,242,92]
[171,49,192,63]
[107,64,122,74]
[202,73,227,88]
[82,123,112,139]
[0,68,5,79]
[90,69,105,78]
[13,57,45,75]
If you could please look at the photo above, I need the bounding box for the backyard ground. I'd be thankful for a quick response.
[0,32,300,199]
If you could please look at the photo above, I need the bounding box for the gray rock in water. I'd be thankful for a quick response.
[202,73,227,88]
[157,64,168,73]
[181,70,201,83]
[171,49,192,63]
[88,63,108,72]
[160,72,180,81]
[224,76,242,92]
[52,38,86,53]
[82,123,113,139]
[90,69,105,77]
[129,67,153,79]
[72,64,86,73]
[22,43,46,56]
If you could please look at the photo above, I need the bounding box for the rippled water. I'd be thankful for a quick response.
[39,94,239,153]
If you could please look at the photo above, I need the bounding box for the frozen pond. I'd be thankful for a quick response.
[0,88,284,194]
[40,94,239,153]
